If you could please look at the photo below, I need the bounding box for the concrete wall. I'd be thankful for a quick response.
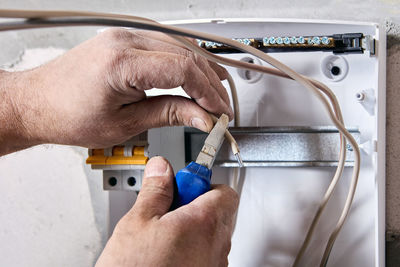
[0,1,399,266]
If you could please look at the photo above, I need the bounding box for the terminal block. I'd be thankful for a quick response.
[86,132,149,191]
[197,32,375,55]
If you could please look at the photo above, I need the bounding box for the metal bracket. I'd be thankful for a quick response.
[185,126,360,167]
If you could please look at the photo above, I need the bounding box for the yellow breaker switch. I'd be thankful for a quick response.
[107,146,148,165]
[86,149,107,165]
[86,145,148,166]
[86,131,148,191]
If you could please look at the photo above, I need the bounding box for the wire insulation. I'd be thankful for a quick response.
[0,10,360,266]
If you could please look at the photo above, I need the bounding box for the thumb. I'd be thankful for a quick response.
[133,156,175,220]
[124,95,214,133]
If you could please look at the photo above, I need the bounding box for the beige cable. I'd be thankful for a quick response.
[170,34,356,267]
[226,73,240,127]
[0,10,358,266]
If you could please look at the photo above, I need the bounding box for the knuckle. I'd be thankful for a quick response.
[182,49,194,59]
[104,47,126,72]
[143,178,171,195]
[194,206,219,231]
[161,97,185,126]
[141,185,172,204]
[113,211,141,236]
[118,118,142,136]
[105,109,142,138]
[196,53,210,68]
[227,187,240,206]
[105,48,140,89]
[219,185,239,208]
[172,219,192,236]
[166,102,180,126]
[181,56,196,73]
[225,239,232,255]
[221,239,232,264]
[220,66,229,77]
[113,217,130,234]
[103,28,133,42]
[220,257,229,267]
[184,50,209,69]
[88,119,132,146]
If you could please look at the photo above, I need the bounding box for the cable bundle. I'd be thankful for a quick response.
[0,10,361,266]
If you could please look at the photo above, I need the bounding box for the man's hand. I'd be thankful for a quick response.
[0,28,232,154]
[96,156,239,267]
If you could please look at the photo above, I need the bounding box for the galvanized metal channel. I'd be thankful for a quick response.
[184,126,360,167]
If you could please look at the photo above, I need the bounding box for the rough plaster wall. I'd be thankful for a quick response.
[0,146,103,267]
[0,0,400,266]
[384,17,400,266]
[0,48,106,266]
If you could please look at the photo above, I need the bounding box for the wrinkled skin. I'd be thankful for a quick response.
[97,157,238,267]
[1,28,233,155]
[0,29,238,267]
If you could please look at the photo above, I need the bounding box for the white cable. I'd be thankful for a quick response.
[227,73,240,127]
[171,34,357,267]
[0,10,359,266]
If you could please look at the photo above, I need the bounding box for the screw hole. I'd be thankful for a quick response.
[244,70,252,80]
[321,55,348,82]
[127,177,136,186]
[237,57,263,83]
[108,177,117,187]
[331,66,341,76]
[356,92,365,101]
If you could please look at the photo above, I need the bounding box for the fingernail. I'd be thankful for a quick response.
[145,156,169,177]
[191,117,208,132]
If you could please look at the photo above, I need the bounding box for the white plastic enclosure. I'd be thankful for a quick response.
[109,19,386,267]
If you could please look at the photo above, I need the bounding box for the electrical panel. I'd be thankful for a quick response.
[105,19,385,267]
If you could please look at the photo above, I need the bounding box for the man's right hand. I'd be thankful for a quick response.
[96,156,239,267]
[1,28,232,155]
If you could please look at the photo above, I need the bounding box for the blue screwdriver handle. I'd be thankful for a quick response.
[173,161,212,207]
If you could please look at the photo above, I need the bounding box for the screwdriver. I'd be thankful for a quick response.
[173,114,230,207]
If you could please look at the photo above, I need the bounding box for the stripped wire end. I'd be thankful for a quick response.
[235,152,244,167]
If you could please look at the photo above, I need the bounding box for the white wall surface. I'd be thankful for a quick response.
[0,145,103,266]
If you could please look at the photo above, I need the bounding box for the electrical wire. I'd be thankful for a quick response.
[172,33,351,267]
[227,73,240,127]
[0,11,354,266]
[1,15,354,267]
[0,10,360,266]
